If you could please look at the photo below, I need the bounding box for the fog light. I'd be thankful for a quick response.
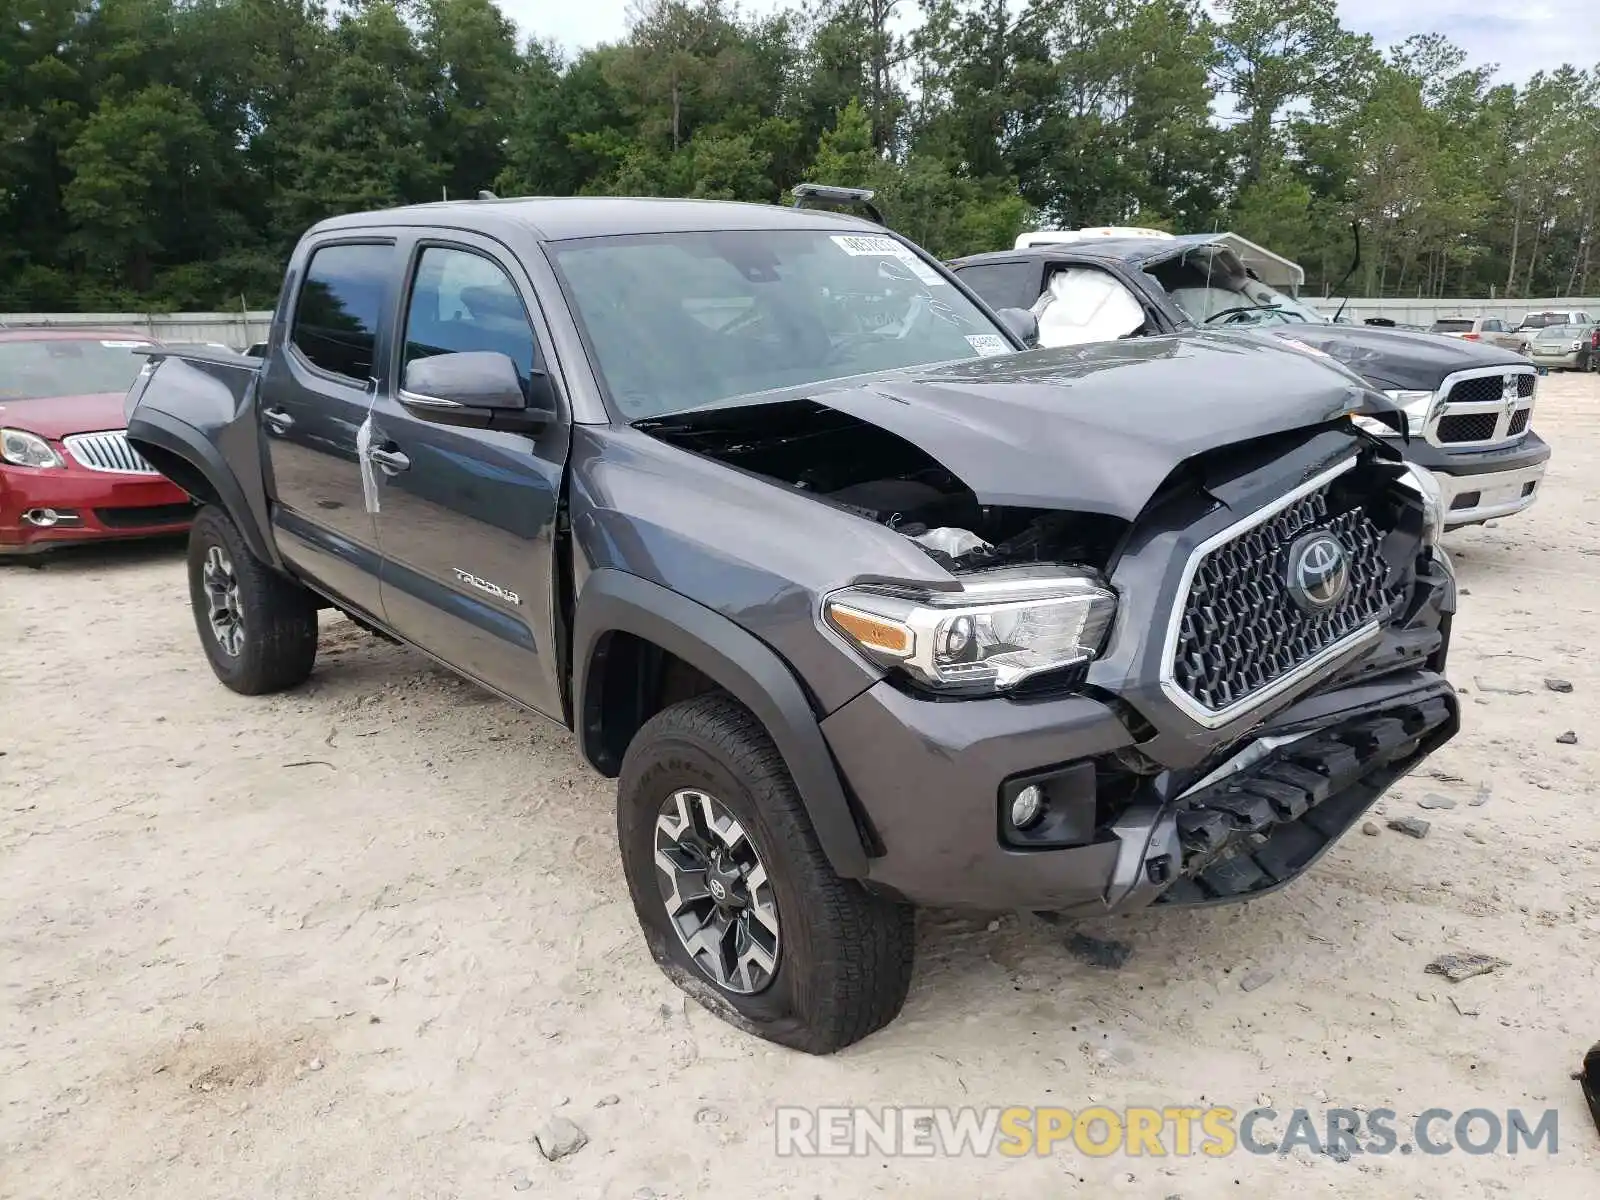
[23,508,59,527]
[1010,784,1045,830]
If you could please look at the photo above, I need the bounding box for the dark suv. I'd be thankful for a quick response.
[951,235,1551,530]
[126,197,1459,1053]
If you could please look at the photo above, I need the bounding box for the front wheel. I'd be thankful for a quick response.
[617,693,915,1054]
[186,506,318,694]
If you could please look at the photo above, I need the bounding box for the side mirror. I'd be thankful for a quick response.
[399,351,554,433]
[995,307,1040,348]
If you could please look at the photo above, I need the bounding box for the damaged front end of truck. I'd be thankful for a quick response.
[591,330,1458,914]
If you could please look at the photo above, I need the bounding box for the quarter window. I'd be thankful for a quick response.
[291,243,394,381]
[402,247,538,395]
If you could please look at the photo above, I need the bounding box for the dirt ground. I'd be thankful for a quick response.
[4,373,1599,1199]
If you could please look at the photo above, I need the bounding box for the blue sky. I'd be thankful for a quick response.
[502,0,1600,86]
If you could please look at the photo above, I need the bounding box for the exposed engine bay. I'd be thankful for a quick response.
[637,399,1129,572]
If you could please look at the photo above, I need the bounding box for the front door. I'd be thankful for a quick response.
[369,236,571,719]
[261,239,394,615]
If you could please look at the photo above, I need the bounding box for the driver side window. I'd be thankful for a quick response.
[402,246,539,397]
[1031,266,1147,347]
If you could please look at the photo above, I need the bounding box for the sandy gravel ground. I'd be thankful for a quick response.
[4,374,1600,1199]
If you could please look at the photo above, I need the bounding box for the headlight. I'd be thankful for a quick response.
[1400,463,1445,544]
[1353,389,1435,438]
[1572,341,1583,352]
[0,429,64,469]
[824,565,1116,694]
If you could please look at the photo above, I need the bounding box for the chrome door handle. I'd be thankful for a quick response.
[367,445,410,474]
[263,407,294,433]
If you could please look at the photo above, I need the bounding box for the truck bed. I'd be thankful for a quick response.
[124,346,279,566]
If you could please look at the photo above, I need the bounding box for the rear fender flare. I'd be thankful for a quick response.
[573,569,871,879]
[127,409,281,568]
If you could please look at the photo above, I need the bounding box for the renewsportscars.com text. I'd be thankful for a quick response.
[774,1105,1560,1158]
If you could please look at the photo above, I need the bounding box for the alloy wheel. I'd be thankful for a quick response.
[202,544,245,658]
[654,788,781,995]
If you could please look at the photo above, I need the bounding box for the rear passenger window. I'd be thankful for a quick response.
[401,247,538,395]
[291,243,393,381]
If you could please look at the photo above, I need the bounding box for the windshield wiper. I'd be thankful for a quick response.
[1201,301,1283,325]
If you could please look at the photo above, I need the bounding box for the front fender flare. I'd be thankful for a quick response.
[127,408,280,569]
[573,569,871,879]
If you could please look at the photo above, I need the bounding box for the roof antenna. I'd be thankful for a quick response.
[1331,222,1361,324]
[477,190,497,201]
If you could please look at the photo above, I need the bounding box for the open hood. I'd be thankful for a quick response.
[642,331,1396,521]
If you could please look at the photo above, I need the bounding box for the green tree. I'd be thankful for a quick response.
[269,2,441,238]
[1007,0,1223,229]
[63,84,221,292]
[807,96,876,185]
[5,0,1600,310]
[1214,0,1375,183]
[420,0,524,199]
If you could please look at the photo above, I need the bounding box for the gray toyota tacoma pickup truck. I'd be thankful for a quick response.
[125,197,1460,1053]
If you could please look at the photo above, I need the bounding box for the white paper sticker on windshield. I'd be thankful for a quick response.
[966,334,1010,357]
[100,340,152,348]
[831,233,902,257]
[830,234,946,285]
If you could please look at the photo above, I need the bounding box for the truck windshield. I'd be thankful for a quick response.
[548,229,1013,419]
[0,337,154,401]
[1143,247,1325,328]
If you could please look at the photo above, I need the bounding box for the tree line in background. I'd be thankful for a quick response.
[3,0,1598,312]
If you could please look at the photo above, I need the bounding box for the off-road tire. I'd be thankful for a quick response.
[618,692,915,1054]
[186,505,318,694]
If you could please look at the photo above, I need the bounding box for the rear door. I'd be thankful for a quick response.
[261,239,394,615]
[368,234,571,719]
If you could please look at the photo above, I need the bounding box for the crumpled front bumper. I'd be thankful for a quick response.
[822,667,1457,912]
[1134,679,1456,910]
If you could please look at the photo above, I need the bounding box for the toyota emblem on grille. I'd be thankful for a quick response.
[1286,532,1350,612]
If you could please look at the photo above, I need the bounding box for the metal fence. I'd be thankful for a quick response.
[1,310,273,349]
[1308,297,1600,327]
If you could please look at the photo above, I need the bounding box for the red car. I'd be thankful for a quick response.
[1,328,195,555]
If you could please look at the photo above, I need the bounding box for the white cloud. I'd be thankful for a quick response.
[1339,0,1600,83]
[495,0,1600,86]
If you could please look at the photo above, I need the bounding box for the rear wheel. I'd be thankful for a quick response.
[186,505,318,694]
[617,693,915,1054]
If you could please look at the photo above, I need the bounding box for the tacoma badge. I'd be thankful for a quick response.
[452,569,521,605]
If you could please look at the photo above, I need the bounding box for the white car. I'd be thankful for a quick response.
[1516,309,1594,334]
